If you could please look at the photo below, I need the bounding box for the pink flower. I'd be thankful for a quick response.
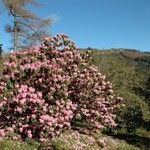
[47,122,52,126]
[0,103,3,107]
[18,88,23,93]
[13,136,18,140]
[7,127,14,132]
[64,116,70,120]
[27,130,32,138]
[40,138,46,142]
[20,98,26,104]
[0,129,5,137]
[12,124,16,129]
[19,128,23,132]
[39,119,44,123]
[55,100,60,106]
[28,87,35,93]
[38,78,42,83]
[64,122,70,127]
[37,92,42,98]
[43,106,47,112]
[3,97,7,101]
[66,105,70,110]
[32,93,37,99]
[21,93,27,98]
[32,114,36,119]
[16,107,22,113]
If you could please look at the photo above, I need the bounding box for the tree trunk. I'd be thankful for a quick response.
[13,14,18,50]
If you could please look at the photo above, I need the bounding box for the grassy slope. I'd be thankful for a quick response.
[92,49,150,120]
[92,49,150,89]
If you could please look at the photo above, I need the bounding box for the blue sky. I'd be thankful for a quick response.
[0,0,150,51]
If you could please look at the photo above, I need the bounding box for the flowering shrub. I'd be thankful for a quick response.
[0,34,121,141]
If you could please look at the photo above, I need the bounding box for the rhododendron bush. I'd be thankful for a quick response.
[0,34,121,141]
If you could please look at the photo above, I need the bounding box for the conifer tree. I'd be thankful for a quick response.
[2,0,51,49]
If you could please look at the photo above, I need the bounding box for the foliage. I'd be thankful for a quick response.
[134,77,150,107]
[115,105,143,134]
[0,34,121,141]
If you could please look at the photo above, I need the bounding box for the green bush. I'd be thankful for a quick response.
[106,90,150,136]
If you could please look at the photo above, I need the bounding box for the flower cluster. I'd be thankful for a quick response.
[0,34,121,141]
[0,84,77,141]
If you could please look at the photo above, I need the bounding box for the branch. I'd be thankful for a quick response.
[16,20,38,33]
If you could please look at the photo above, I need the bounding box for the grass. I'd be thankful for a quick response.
[0,130,145,150]
[0,139,40,150]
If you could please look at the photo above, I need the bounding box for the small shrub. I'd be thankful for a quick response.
[112,91,150,135]
[115,105,143,134]
[0,34,121,141]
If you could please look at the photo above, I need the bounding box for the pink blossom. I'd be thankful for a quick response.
[0,129,5,137]
[16,107,22,113]
[27,130,32,138]
[64,116,70,120]
[37,92,42,98]
[21,93,27,98]
[28,87,35,93]
[31,114,36,119]
[19,128,23,132]
[20,98,26,104]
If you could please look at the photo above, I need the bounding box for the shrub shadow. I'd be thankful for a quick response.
[105,132,150,150]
